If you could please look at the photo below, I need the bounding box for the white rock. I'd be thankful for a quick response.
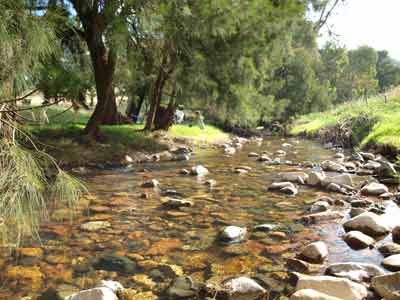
[290,289,342,300]
[382,254,400,271]
[343,231,375,249]
[225,147,236,155]
[295,274,368,300]
[299,241,328,264]
[97,280,124,293]
[371,272,400,300]
[65,287,118,300]
[343,212,390,237]
[222,276,267,300]
[307,171,326,186]
[190,165,209,176]
[220,226,247,244]
[326,183,346,194]
[268,182,295,190]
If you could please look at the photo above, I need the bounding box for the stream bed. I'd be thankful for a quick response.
[1,137,399,300]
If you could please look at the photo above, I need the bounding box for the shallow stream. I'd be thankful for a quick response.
[1,137,399,300]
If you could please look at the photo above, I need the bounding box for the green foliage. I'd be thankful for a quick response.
[291,89,400,147]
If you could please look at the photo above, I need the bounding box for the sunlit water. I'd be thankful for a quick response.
[1,137,399,299]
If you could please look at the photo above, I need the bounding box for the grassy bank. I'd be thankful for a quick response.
[291,88,400,150]
[23,106,230,167]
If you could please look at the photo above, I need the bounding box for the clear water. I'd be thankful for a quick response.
[0,137,398,299]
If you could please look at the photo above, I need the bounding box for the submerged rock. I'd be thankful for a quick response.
[371,272,400,300]
[65,287,118,300]
[343,212,390,237]
[167,276,199,298]
[93,254,137,274]
[80,221,111,232]
[299,241,328,264]
[219,226,247,244]
[222,276,267,300]
[253,224,277,232]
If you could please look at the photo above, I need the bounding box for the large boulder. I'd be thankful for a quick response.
[222,276,267,300]
[361,182,389,196]
[343,231,375,250]
[290,289,342,300]
[371,272,400,300]
[307,171,326,186]
[343,212,390,237]
[378,242,400,257]
[382,254,400,271]
[377,159,397,177]
[322,174,354,187]
[219,226,247,244]
[299,241,328,264]
[65,287,118,300]
[325,262,385,283]
[294,274,368,300]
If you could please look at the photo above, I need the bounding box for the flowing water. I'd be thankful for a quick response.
[1,137,399,300]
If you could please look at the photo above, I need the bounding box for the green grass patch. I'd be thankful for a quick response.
[169,124,230,144]
[291,89,400,149]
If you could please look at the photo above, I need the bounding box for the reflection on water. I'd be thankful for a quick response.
[0,137,398,299]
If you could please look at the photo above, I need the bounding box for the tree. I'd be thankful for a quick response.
[0,0,84,244]
[347,46,378,99]
[376,50,400,92]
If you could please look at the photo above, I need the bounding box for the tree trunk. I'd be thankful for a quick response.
[83,32,119,137]
[145,69,167,130]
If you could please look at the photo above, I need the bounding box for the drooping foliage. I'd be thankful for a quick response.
[0,0,85,245]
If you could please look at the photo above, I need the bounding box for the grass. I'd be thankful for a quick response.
[21,106,230,167]
[169,124,230,144]
[291,87,400,148]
